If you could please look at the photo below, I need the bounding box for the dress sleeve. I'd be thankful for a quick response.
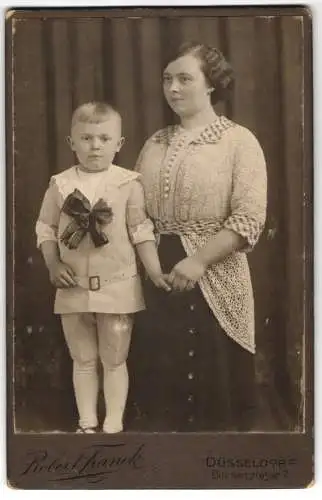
[223,127,267,251]
[126,179,155,245]
[35,178,61,247]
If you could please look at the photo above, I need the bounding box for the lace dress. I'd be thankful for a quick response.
[126,117,267,431]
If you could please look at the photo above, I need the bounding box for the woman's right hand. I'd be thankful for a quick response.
[167,256,206,292]
[48,261,77,288]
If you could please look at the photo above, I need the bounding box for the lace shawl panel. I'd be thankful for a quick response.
[180,233,255,353]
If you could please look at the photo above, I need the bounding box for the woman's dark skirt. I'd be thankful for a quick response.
[126,234,257,432]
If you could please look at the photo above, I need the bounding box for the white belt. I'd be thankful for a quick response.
[75,268,137,291]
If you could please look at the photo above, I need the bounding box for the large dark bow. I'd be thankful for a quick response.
[60,189,113,249]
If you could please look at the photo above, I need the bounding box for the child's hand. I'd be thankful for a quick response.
[49,261,77,288]
[149,272,172,292]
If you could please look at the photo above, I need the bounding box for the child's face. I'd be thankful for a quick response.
[69,115,124,172]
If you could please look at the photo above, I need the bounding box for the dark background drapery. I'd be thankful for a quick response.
[12,13,304,431]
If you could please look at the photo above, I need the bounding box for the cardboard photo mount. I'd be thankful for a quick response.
[6,6,313,489]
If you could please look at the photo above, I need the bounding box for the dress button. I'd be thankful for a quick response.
[188,350,195,357]
[188,328,196,334]
[164,186,170,193]
[188,395,194,402]
[188,372,194,380]
[189,304,196,311]
[188,416,194,423]
[164,194,169,199]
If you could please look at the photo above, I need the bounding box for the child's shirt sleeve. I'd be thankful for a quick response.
[35,178,61,247]
[126,179,156,245]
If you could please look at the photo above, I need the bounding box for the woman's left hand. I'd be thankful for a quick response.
[167,256,207,292]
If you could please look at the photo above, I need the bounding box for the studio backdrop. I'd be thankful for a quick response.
[12,13,304,431]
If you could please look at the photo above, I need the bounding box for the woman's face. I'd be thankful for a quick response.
[163,53,211,118]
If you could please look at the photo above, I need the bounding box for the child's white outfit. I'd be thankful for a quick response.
[36,164,155,432]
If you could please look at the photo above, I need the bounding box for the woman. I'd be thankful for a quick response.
[127,42,267,432]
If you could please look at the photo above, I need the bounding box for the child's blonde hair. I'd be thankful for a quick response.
[71,102,121,129]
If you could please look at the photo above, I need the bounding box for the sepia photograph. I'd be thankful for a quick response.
[6,6,313,488]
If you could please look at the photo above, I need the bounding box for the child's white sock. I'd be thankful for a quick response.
[102,362,128,433]
[73,359,99,429]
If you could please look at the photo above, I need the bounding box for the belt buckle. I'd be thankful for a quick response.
[89,275,100,291]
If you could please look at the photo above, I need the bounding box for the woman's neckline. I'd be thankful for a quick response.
[176,115,222,135]
[179,108,220,131]
[178,124,205,132]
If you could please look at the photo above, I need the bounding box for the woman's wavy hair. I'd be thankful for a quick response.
[166,41,235,105]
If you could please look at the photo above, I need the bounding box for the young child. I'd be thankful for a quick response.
[36,102,170,433]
